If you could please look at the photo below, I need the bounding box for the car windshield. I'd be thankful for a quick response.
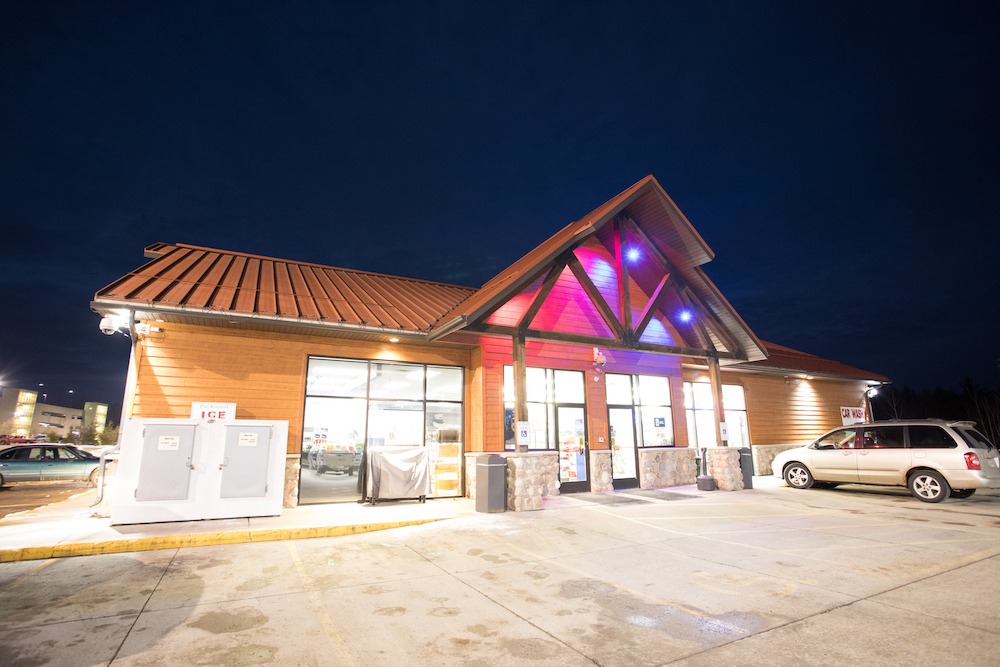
[956,427,998,451]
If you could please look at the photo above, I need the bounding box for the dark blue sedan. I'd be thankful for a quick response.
[0,445,101,486]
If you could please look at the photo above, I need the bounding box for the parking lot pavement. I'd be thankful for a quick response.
[1,480,999,666]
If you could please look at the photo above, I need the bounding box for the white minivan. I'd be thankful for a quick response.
[771,420,1000,502]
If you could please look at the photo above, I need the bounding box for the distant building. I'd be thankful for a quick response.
[0,387,108,440]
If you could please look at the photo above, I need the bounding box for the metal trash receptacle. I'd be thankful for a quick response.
[476,455,506,513]
[738,447,754,489]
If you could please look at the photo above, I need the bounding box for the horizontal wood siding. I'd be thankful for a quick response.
[130,323,470,453]
[727,373,868,445]
[467,347,484,454]
[479,336,510,452]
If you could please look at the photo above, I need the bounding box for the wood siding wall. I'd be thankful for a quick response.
[718,371,868,445]
[129,323,471,453]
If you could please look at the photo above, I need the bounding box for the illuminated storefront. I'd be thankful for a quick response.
[94,175,887,509]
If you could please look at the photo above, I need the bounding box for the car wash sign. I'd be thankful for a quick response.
[840,407,866,425]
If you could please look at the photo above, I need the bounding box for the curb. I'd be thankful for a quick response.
[0,518,441,563]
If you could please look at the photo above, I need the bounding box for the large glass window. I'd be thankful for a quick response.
[301,358,464,504]
[606,374,674,448]
[683,382,750,448]
[606,373,674,487]
[503,366,585,451]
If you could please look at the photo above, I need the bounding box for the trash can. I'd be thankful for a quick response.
[476,455,506,513]
[738,447,754,490]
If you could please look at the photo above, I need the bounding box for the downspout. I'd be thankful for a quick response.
[90,310,136,514]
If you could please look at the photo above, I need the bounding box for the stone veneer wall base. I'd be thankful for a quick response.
[465,452,559,511]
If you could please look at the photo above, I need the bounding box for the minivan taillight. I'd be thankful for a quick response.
[964,452,981,470]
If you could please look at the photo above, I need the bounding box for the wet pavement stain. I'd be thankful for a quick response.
[361,584,391,594]
[429,606,461,617]
[236,576,271,592]
[558,577,770,645]
[467,623,498,638]
[374,606,407,616]
[188,608,267,634]
[498,637,567,660]
[206,643,278,666]
[195,558,233,571]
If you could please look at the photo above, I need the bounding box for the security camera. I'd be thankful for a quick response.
[99,317,118,336]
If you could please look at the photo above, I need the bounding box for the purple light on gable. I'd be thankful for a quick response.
[679,310,692,323]
[626,248,640,262]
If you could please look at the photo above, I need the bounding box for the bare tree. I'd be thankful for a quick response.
[963,380,1000,444]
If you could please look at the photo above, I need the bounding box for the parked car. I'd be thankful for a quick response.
[311,445,361,476]
[0,445,101,486]
[772,419,1000,502]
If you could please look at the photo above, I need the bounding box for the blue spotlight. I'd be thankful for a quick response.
[626,248,640,262]
[679,310,692,323]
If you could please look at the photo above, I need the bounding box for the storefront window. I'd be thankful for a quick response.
[426,365,463,401]
[369,362,424,400]
[683,382,750,448]
[307,358,368,397]
[607,374,674,449]
[503,366,584,452]
[301,357,464,504]
[367,400,424,446]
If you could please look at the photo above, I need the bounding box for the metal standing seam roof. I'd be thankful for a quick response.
[738,341,890,383]
[93,243,477,334]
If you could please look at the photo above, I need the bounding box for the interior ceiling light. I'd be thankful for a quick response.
[388,337,400,343]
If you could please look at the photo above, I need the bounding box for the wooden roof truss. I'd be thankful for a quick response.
[467,213,747,361]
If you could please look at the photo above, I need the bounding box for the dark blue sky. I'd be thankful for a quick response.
[2,1,998,418]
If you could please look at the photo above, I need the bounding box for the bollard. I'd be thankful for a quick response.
[738,447,754,490]
[696,447,717,491]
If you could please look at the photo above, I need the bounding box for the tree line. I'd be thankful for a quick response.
[871,379,1000,444]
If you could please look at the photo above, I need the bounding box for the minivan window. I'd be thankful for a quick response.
[814,428,857,449]
[908,425,957,449]
[861,426,905,449]
[956,427,997,451]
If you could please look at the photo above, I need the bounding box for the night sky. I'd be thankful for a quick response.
[2,1,998,421]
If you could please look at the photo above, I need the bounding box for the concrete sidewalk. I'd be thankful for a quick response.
[0,487,480,562]
[2,477,999,666]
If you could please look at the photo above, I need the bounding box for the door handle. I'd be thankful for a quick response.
[185,457,196,470]
[219,457,229,470]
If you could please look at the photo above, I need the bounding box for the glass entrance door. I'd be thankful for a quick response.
[608,407,639,489]
[556,406,589,493]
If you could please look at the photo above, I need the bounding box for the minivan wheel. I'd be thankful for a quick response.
[783,463,814,489]
[950,489,976,499]
[908,470,950,503]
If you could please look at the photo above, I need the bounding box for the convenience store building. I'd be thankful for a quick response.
[92,175,887,510]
